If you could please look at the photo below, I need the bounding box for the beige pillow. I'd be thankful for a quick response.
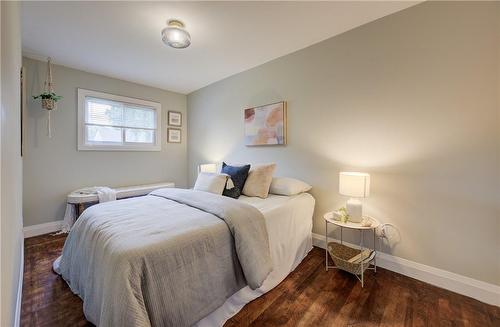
[242,163,276,198]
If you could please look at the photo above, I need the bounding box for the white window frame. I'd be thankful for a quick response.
[77,88,162,151]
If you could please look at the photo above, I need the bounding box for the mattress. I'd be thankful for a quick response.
[195,192,315,326]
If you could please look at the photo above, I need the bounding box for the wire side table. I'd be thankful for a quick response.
[324,212,380,287]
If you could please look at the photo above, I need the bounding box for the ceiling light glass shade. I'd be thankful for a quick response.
[161,19,191,49]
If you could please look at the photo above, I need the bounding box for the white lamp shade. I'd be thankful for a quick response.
[198,163,217,174]
[339,172,370,198]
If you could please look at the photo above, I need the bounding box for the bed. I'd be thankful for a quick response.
[54,188,315,327]
[197,192,315,326]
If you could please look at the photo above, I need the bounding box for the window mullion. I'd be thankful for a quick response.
[84,123,156,131]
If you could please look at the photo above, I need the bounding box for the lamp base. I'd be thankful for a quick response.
[346,198,363,223]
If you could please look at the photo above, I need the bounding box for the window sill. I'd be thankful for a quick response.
[77,144,161,152]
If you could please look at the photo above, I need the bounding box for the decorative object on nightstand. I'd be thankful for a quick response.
[324,211,380,287]
[339,172,370,223]
[332,207,350,223]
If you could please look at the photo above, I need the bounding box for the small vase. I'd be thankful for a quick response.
[42,99,55,110]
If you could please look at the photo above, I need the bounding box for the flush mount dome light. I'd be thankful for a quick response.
[161,19,191,49]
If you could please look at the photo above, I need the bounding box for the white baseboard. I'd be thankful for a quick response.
[312,233,500,307]
[23,220,63,238]
[14,236,24,327]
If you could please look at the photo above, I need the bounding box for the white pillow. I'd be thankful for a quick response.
[193,172,229,195]
[242,163,276,198]
[269,177,312,196]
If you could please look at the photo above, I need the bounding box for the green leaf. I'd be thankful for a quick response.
[32,92,63,102]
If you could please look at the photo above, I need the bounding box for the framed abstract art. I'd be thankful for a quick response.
[244,101,287,146]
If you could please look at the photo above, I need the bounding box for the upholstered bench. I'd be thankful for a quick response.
[67,182,175,216]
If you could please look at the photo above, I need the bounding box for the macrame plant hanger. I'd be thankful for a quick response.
[43,57,55,138]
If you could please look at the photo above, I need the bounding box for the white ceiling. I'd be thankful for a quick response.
[22,1,418,94]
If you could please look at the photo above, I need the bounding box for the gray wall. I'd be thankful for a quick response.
[1,2,24,326]
[188,2,500,285]
[23,58,188,227]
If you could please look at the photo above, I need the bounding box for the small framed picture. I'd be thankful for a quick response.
[167,128,181,143]
[168,111,182,126]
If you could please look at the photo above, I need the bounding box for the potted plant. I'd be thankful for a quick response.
[33,92,63,110]
[34,57,62,138]
[338,207,350,223]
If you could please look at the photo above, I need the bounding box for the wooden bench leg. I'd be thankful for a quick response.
[78,203,84,216]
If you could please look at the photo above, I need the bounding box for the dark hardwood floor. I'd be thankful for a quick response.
[22,234,499,327]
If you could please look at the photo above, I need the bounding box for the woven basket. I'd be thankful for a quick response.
[42,99,55,110]
[327,242,371,275]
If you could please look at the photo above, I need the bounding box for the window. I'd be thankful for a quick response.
[78,89,161,151]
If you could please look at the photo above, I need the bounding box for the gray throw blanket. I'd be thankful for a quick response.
[55,188,272,327]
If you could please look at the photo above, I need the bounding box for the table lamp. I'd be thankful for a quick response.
[339,172,370,223]
[198,163,218,174]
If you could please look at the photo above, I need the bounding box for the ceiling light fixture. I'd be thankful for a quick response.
[161,19,191,49]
